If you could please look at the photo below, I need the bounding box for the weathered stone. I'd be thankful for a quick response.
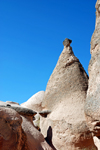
[39,110,51,118]
[0,101,53,150]
[95,0,100,26]
[21,91,45,112]
[21,114,53,150]
[40,39,96,149]
[90,0,100,52]
[0,101,37,117]
[6,101,20,105]
[93,136,100,150]
[0,104,37,117]
[63,38,72,47]
[33,113,40,131]
[85,0,100,142]
[0,107,28,150]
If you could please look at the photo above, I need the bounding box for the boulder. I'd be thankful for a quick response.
[0,107,28,150]
[85,0,100,140]
[0,103,37,117]
[21,114,52,150]
[21,91,45,112]
[0,101,53,150]
[40,39,96,149]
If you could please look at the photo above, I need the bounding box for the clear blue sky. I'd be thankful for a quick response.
[0,0,96,104]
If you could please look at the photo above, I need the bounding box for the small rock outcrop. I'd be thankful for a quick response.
[33,113,40,131]
[85,0,100,139]
[0,107,27,150]
[40,39,96,149]
[63,38,72,47]
[21,91,44,112]
[21,112,53,150]
[0,101,53,150]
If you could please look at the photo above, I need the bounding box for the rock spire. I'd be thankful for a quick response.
[40,38,96,149]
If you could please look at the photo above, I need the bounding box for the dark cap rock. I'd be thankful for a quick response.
[39,110,51,118]
[0,104,37,117]
[63,38,72,47]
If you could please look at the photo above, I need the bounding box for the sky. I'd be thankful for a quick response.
[0,0,97,104]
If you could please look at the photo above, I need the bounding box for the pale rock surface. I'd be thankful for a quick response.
[95,0,100,27]
[21,115,53,150]
[33,113,40,130]
[6,101,20,105]
[21,91,45,112]
[85,0,100,139]
[41,39,96,149]
[93,136,100,150]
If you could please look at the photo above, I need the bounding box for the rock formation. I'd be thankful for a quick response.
[20,111,52,150]
[1,1,100,149]
[40,39,96,150]
[0,101,53,150]
[0,106,28,150]
[33,113,40,131]
[21,91,44,112]
[93,136,100,150]
[21,91,45,131]
[85,0,100,141]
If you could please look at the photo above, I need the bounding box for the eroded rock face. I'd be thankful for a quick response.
[40,39,96,149]
[85,0,100,138]
[0,107,23,150]
[93,136,100,150]
[21,91,45,112]
[0,101,53,150]
[95,0,100,26]
[21,115,52,150]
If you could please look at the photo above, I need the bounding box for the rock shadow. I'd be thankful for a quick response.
[45,126,56,150]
